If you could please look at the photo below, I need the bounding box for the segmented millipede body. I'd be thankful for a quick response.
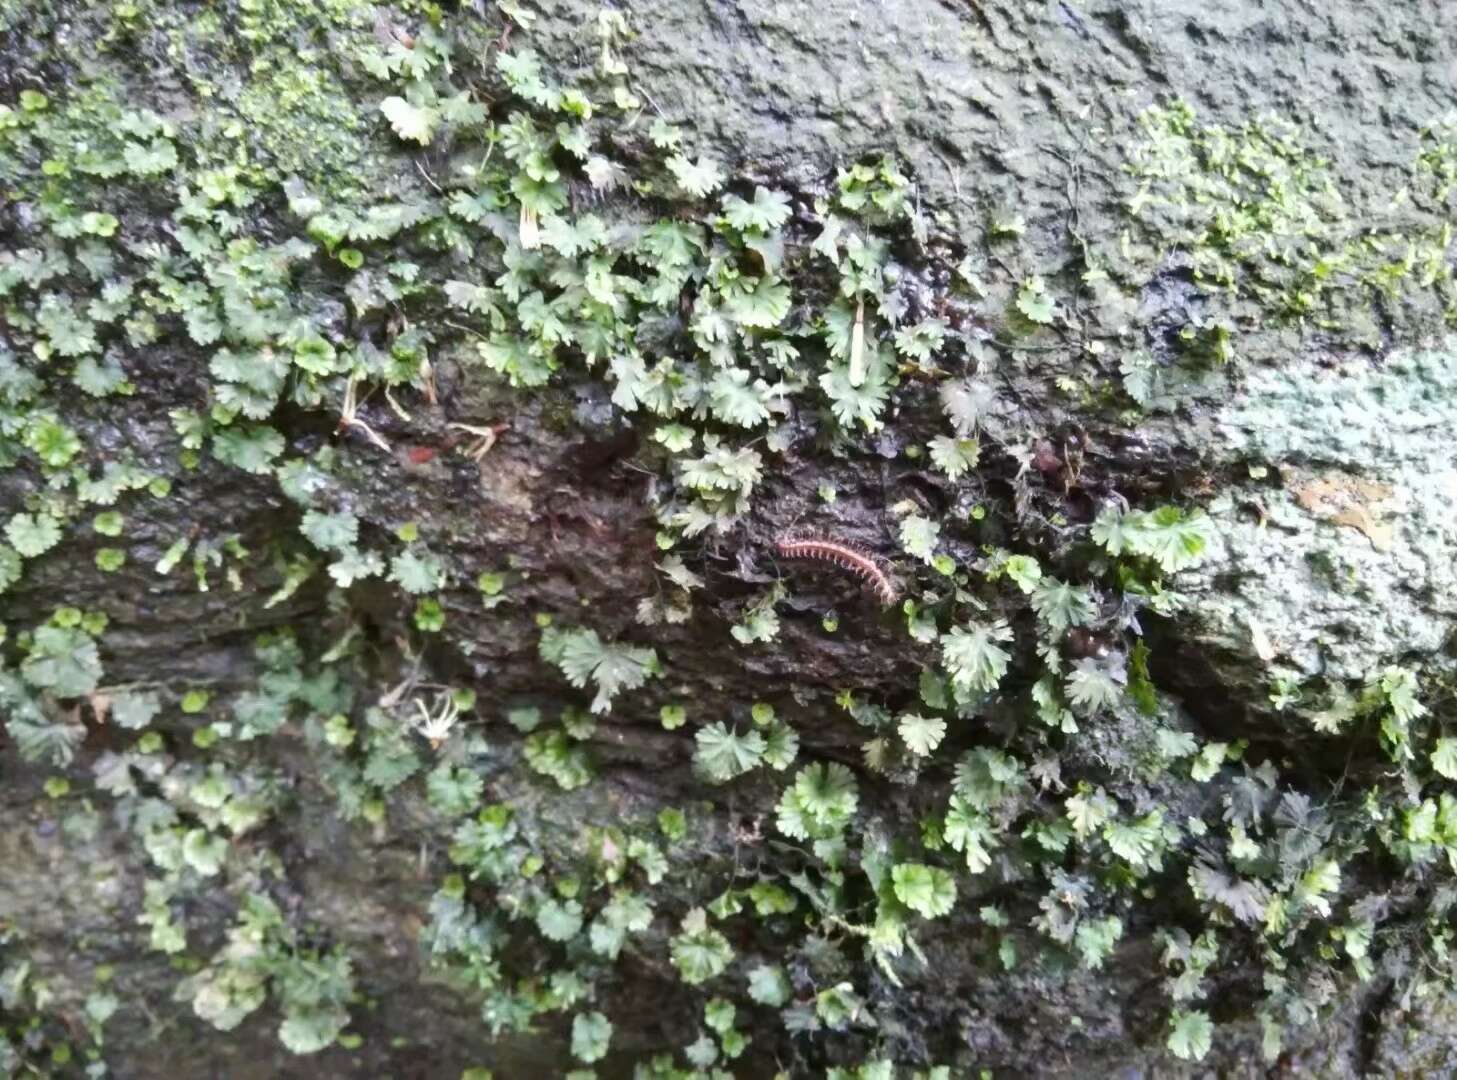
[774,536,898,606]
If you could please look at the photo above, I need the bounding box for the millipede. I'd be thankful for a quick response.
[774,535,898,606]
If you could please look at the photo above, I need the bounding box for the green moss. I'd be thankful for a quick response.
[1116,100,1454,348]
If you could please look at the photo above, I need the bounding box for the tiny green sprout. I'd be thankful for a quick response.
[659,807,687,840]
[451,688,477,712]
[80,211,119,237]
[750,702,775,726]
[705,998,735,1034]
[149,477,172,498]
[93,511,124,537]
[818,483,837,503]
[361,798,385,825]
[966,941,1010,980]
[989,210,1025,238]
[1001,554,1041,593]
[477,571,506,596]
[414,598,445,632]
[137,731,164,754]
[181,689,210,713]
[561,707,595,740]
[904,445,922,460]
[507,705,542,732]
[932,554,957,576]
[324,714,355,748]
[292,336,337,375]
[520,853,544,877]
[44,776,71,798]
[82,610,107,636]
[338,248,364,269]
[193,726,220,749]
[534,612,553,629]
[53,607,83,628]
[1015,276,1056,325]
[338,1034,363,1050]
[920,815,944,849]
[96,548,126,572]
[971,505,987,521]
[156,536,188,575]
[821,612,839,633]
[20,89,48,112]
[396,522,419,542]
[655,531,676,550]
[660,704,687,730]
[27,418,82,467]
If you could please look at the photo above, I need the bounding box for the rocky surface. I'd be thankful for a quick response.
[2,0,1456,1077]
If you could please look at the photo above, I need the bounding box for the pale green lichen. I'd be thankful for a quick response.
[1189,344,1457,681]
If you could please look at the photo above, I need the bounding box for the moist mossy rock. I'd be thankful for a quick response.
[2,0,1456,1076]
